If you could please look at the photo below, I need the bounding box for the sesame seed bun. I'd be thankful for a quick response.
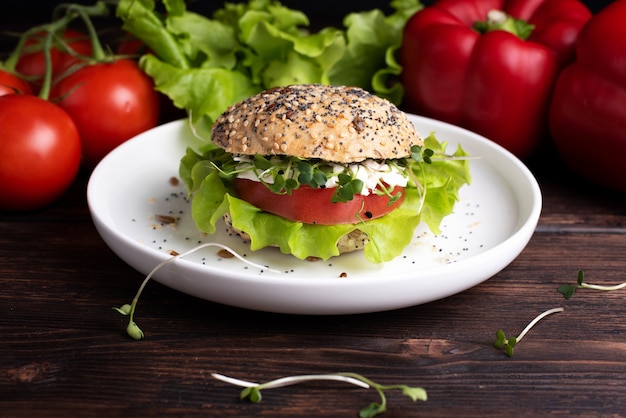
[211,84,423,163]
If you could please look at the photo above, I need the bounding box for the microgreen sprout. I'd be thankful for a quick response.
[212,372,427,417]
[186,141,446,206]
[113,243,279,340]
[558,269,626,299]
[410,144,434,164]
[332,174,365,203]
[493,307,564,357]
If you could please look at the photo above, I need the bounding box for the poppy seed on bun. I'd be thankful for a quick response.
[211,84,423,163]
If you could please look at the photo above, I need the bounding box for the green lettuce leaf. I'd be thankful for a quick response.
[417,134,472,233]
[116,0,422,129]
[139,55,258,123]
[116,0,191,69]
[328,0,421,104]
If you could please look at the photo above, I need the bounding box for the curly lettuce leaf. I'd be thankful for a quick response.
[116,0,422,127]
[139,55,258,123]
[116,0,191,69]
[417,134,472,233]
[328,0,421,104]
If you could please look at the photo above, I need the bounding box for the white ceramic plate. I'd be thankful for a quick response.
[87,114,541,315]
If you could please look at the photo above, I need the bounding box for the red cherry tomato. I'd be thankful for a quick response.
[16,29,92,90]
[0,95,81,211]
[50,59,160,168]
[0,70,33,96]
[233,178,406,225]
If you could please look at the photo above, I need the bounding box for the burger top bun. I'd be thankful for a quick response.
[211,84,423,163]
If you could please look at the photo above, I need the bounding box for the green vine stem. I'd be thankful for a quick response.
[53,2,111,62]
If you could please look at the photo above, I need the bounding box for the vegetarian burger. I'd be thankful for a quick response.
[180,84,470,263]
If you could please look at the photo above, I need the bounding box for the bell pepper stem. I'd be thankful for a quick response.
[473,9,535,40]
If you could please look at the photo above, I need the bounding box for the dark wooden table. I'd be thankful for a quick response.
[1,0,624,415]
[2,139,626,417]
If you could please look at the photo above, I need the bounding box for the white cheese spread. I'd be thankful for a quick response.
[233,156,408,196]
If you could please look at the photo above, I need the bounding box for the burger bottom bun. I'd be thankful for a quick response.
[222,212,369,258]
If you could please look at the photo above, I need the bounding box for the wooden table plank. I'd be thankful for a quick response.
[3,198,626,416]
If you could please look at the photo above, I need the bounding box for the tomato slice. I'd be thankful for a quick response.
[233,178,405,225]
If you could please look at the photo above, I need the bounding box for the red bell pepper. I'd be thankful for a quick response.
[550,0,626,194]
[400,0,591,159]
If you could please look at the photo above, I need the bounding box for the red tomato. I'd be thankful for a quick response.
[233,178,406,225]
[0,95,81,211]
[0,70,32,96]
[16,29,92,90]
[50,59,160,168]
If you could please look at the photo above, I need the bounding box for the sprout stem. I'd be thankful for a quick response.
[581,282,626,291]
[116,242,279,339]
[129,242,278,324]
[212,373,371,390]
[515,307,563,343]
[494,307,564,357]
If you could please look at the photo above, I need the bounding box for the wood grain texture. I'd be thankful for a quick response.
[2,149,626,417]
[1,0,623,415]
